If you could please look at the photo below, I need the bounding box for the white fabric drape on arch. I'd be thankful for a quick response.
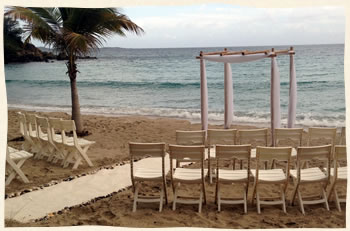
[199,52,296,142]
[288,54,297,128]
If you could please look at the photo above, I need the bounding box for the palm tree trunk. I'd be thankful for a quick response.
[67,54,84,134]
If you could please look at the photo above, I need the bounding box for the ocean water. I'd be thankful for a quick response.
[4,44,345,127]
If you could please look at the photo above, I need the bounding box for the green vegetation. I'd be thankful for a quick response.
[6,7,144,134]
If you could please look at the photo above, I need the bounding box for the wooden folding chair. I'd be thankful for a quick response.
[48,117,67,163]
[24,113,41,154]
[58,119,95,169]
[290,145,332,215]
[6,146,33,185]
[17,112,35,152]
[251,146,292,214]
[175,130,205,167]
[207,129,237,184]
[129,142,168,212]
[169,145,207,213]
[327,145,347,211]
[307,127,336,147]
[238,128,268,169]
[34,116,52,160]
[215,144,250,213]
[273,128,303,168]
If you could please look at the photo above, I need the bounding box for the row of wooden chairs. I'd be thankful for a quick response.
[17,112,95,170]
[130,142,346,214]
[178,127,345,183]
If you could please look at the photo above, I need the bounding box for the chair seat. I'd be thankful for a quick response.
[250,148,297,159]
[218,169,248,181]
[134,168,164,180]
[53,136,95,147]
[290,167,327,182]
[8,147,33,161]
[173,168,208,181]
[327,167,347,180]
[251,169,286,182]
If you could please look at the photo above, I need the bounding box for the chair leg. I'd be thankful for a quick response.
[281,185,287,213]
[243,186,247,214]
[297,188,305,215]
[163,177,168,205]
[290,181,299,206]
[6,159,29,185]
[256,189,261,214]
[202,179,207,205]
[251,181,257,206]
[208,158,212,184]
[172,183,179,211]
[322,187,330,211]
[132,183,139,212]
[199,185,203,213]
[215,179,218,205]
[334,188,341,212]
[159,184,164,212]
[217,182,221,211]
[327,179,336,201]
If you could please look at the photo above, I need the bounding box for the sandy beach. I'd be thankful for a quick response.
[4,109,346,228]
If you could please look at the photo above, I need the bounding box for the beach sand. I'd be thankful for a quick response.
[5,109,346,228]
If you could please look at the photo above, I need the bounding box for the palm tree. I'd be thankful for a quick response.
[6,7,144,134]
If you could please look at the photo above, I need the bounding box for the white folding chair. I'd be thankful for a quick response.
[207,129,237,184]
[57,119,95,169]
[307,127,336,147]
[169,145,207,213]
[6,146,33,185]
[34,116,52,160]
[327,145,347,211]
[215,144,250,213]
[238,128,268,169]
[175,130,206,167]
[48,117,67,163]
[251,146,292,214]
[129,142,168,212]
[274,128,303,168]
[24,113,41,154]
[290,145,332,215]
[17,112,35,152]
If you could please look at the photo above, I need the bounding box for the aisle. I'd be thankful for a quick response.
[5,155,173,223]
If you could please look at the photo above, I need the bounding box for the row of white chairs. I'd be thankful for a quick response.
[17,112,95,170]
[177,128,345,183]
[130,143,346,215]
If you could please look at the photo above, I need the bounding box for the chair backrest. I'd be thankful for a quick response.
[256,146,292,163]
[334,145,346,161]
[169,144,205,162]
[60,119,78,145]
[340,127,346,145]
[35,116,52,141]
[17,112,29,138]
[207,129,237,146]
[176,130,206,145]
[274,128,303,147]
[48,118,63,143]
[238,128,268,147]
[129,142,166,159]
[25,113,37,137]
[296,145,332,162]
[307,127,337,146]
[216,144,251,161]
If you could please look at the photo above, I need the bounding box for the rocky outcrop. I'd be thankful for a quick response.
[5,43,97,64]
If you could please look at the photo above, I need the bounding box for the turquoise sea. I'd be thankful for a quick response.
[4,44,345,127]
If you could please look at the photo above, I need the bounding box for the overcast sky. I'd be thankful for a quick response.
[33,4,345,48]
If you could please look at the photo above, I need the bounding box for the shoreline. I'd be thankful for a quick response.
[7,105,345,130]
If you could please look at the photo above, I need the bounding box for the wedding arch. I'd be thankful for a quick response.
[197,47,297,141]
